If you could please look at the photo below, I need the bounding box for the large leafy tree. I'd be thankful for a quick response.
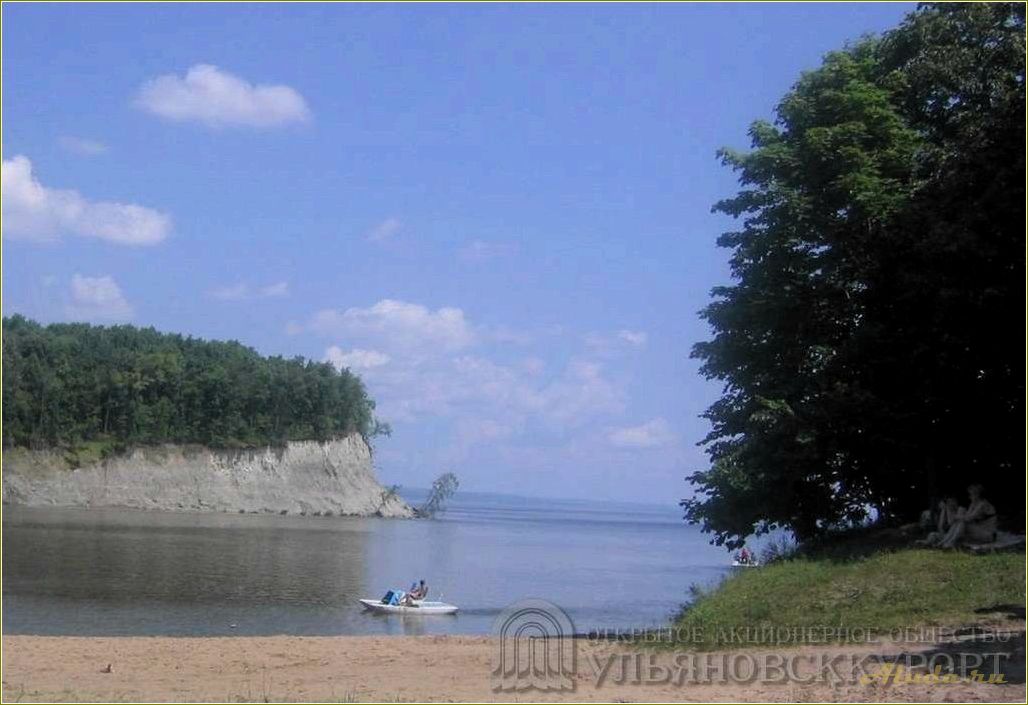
[685,3,1025,547]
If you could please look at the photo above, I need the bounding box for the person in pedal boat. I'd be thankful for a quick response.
[402,579,428,606]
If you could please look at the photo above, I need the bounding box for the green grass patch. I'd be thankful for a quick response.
[667,548,1025,650]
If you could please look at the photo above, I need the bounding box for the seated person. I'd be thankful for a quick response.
[936,497,961,533]
[401,580,429,605]
[927,485,997,548]
[402,581,419,606]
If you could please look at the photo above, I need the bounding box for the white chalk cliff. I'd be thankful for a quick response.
[2,434,413,518]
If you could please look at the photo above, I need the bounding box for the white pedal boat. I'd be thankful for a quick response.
[731,560,760,568]
[359,598,459,615]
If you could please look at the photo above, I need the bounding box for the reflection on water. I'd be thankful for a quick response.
[3,492,734,636]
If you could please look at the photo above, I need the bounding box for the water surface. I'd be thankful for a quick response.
[3,491,735,636]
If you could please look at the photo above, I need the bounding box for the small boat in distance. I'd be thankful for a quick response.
[731,560,760,568]
[359,598,459,615]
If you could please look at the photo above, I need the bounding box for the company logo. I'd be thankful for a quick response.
[491,598,576,692]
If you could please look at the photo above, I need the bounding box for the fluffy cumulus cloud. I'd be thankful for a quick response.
[135,64,310,128]
[305,297,677,492]
[66,274,133,322]
[337,349,623,431]
[325,347,391,372]
[608,418,676,448]
[309,299,626,438]
[1,156,170,246]
[309,299,476,353]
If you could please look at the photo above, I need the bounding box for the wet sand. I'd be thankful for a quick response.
[2,634,1024,702]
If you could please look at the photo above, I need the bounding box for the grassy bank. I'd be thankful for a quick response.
[668,548,1025,650]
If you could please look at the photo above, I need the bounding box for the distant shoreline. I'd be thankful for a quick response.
[3,634,1021,703]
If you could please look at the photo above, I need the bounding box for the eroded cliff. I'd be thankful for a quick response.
[1,435,413,518]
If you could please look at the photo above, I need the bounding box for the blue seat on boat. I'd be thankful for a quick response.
[381,589,406,605]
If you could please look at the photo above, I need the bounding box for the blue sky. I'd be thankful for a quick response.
[2,2,914,504]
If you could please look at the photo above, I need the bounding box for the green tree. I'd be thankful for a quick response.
[685,3,1025,547]
[416,472,460,518]
[1,317,382,452]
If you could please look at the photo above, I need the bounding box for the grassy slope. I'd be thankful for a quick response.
[670,549,1025,650]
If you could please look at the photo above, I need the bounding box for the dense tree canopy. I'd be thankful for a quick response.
[2,315,380,451]
[685,3,1025,547]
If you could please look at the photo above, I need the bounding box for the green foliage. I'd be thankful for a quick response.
[62,439,123,469]
[369,418,393,438]
[686,3,1025,547]
[416,472,460,518]
[1,315,377,451]
[669,549,1026,651]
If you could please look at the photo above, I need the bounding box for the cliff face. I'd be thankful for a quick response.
[1,435,413,518]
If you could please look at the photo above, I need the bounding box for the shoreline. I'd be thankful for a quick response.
[1,501,412,520]
[3,633,1023,703]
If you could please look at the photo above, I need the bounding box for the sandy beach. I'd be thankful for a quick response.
[2,633,1024,703]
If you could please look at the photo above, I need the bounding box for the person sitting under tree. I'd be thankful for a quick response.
[926,484,998,548]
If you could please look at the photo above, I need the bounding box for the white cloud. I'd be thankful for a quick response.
[521,356,546,376]
[458,239,516,262]
[210,281,289,301]
[325,347,391,372]
[455,418,515,444]
[337,344,622,432]
[366,217,402,243]
[617,329,648,347]
[447,417,519,461]
[309,299,476,353]
[585,328,649,356]
[295,300,676,498]
[539,359,624,425]
[260,281,289,298]
[66,274,133,322]
[304,299,629,459]
[608,418,676,449]
[2,156,170,246]
[210,283,249,301]
[135,64,310,128]
[485,325,537,346]
[58,136,108,156]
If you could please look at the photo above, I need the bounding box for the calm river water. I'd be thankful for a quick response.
[2,491,736,636]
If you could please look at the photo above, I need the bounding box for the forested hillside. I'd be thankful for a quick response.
[2,315,380,451]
